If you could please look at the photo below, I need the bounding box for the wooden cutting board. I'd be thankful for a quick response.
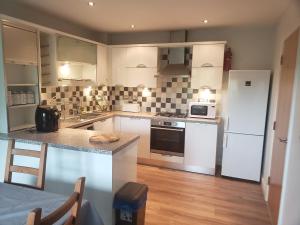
[89,133,120,143]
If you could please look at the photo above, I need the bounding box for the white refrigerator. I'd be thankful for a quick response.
[221,70,271,182]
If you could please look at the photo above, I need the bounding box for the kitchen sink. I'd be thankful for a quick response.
[63,112,108,122]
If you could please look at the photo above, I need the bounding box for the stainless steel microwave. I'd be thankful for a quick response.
[188,102,216,119]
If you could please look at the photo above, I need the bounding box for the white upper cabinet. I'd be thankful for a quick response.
[3,25,38,65]
[126,47,158,68]
[97,45,110,85]
[192,44,225,67]
[111,47,158,87]
[125,68,157,87]
[191,67,223,89]
[111,47,127,86]
[57,35,97,64]
[191,43,225,89]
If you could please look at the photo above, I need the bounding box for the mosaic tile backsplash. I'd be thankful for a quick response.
[41,76,217,117]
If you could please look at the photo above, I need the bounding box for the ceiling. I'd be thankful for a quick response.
[15,0,291,33]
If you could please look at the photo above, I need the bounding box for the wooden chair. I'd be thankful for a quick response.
[26,177,86,225]
[4,139,48,190]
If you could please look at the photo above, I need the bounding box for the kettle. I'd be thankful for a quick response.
[35,105,60,132]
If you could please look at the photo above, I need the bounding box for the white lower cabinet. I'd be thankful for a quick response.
[184,122,218,174]
[119,117,151,159]
[93,117,114,133]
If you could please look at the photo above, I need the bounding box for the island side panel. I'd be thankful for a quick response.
[112,141,138,225]
[0,140,115,225]
[45,147,114,225]
[112,141,138,193]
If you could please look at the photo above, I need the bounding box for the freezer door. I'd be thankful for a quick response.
[221,133,264,181]
[226,70,270,135]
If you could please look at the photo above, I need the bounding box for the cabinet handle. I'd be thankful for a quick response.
[201,63,214,68]
[136,64,147,68]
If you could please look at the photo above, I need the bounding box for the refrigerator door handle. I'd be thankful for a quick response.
[223,134,228,148]
[226,134,229,148]
[226,116,230,131]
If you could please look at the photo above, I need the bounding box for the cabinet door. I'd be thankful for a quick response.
[125,67,157,88]
[111,47,128,86]
[191,67,223,89]
[3,25,38,64]
[57,36,97,64]
[93,118,114,133]
[97,45,110,85]
[192,44,224,67]
[126,47,158,68]
[120,117,151,158]
[184,122,217,170]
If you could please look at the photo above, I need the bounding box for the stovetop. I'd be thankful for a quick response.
[155,112,187,118]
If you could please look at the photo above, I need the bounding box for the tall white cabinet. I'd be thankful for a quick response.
[0,22,40,132]
[184,122,218,174]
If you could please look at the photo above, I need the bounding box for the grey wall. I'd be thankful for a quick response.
[109,31,171,45]
[0,0,108,43]
[109,26,276,70]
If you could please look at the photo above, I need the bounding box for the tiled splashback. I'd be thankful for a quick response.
[111,76,216,114]
[40,86,111,118]
[41,76,217,117]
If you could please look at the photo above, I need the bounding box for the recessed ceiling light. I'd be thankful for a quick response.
[203,19,208,24]
[131,24,135,29]
[88,1,94,6]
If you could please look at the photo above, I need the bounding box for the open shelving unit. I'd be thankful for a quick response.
[1,22,40,132]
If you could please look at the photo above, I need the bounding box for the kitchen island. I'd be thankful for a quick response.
[0,128,139,225]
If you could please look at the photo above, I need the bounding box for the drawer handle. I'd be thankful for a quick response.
[136,64,147,68]
[201,63,214,68]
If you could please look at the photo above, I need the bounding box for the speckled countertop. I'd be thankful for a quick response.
[61,111,220,129]
[0,111,219,155]
[0,128,139,155]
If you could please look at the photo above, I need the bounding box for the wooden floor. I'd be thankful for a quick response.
[137,165,271,225]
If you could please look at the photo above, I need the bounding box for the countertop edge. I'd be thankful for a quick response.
[0,134,140,155]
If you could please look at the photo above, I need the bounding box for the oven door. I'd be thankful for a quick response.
[151,126,185,156]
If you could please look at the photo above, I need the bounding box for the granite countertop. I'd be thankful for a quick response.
[61,111,220,129]
[0,128,139,155]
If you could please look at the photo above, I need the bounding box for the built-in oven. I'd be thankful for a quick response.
[150,120,185,157]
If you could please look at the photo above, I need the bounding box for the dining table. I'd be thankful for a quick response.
[0,182,104,225]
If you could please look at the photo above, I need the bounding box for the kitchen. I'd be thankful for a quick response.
[0,1,300,225]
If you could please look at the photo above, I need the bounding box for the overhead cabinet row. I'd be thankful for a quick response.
[2,21,226,90]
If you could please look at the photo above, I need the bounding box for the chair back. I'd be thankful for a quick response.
[26,177,86,225]
[4,139,48,190]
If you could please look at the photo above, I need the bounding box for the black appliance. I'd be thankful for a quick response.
[151,113,186,157]
[35,105,60,132]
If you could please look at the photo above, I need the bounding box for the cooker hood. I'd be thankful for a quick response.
[158,31,191,76]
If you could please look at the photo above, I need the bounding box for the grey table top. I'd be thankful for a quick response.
[0,182,103,225]
[0,128,139,155]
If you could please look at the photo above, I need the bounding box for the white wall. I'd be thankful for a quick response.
[278,31,300,225]
[188,26,275,70]
[261,0,300,201]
